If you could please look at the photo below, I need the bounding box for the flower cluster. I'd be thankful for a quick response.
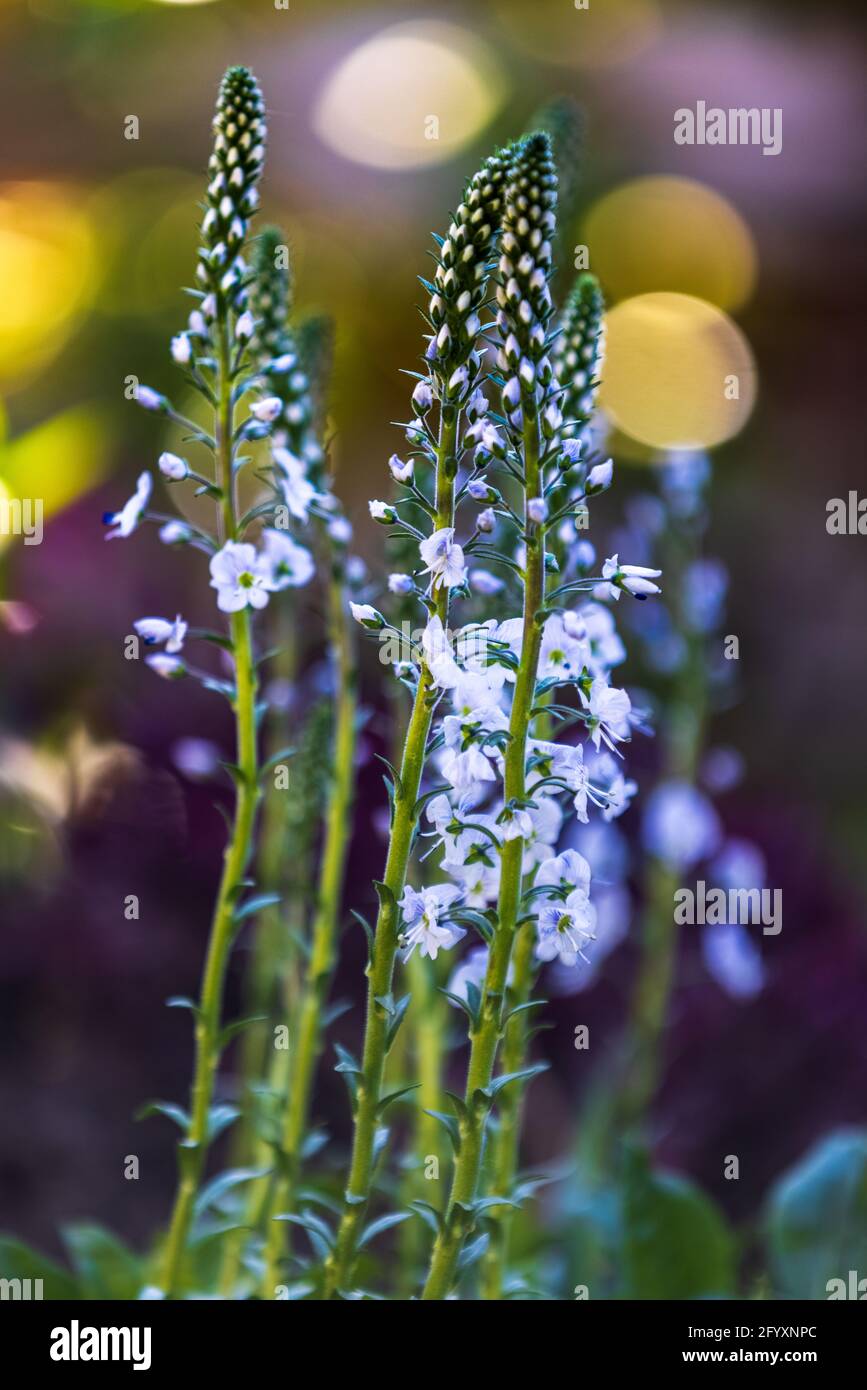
[354,136,658,985]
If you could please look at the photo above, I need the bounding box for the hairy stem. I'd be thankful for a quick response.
[421,417,544,1300]
[258,557,358,1295]
[324,414,458,1297]
[160,314,261,1298]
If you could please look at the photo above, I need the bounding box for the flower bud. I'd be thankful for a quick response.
[158,452,189,481]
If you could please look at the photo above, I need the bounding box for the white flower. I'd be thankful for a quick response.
[467,388,489,420]
[159,520,192,545]
[536,848,592,899]
[412,380,433,413]
[421,615,462,689]
[388,573,414,595]
[539,613,589,683]
[476,509,496,535]
[209,541,271,613]
[134,614,187,653]
[145,653,185,680]
[522,796,564,869]
[158,452,188,481]
[527,497,548,524]
[498,804,535,841]
[642,780,721,870]
[235,310,255,340]
[441,704,508,793]
[577,603,627,672]
[389,454,414,483]
[398,883,466,961]
[328,515,353,545]
[249,397,283,423]
[350,602,384,630]
[582,677,632,751]
[369,499,396,523]
[561,438,582,467]
[272,447,318,523]
[171,333,192,365]
[601,554,662,601]
[261,529,315,590]
[586,458,613,493]
[600,762,638,822]
[535,891,596,967]
[136,386,164,412]
[419,527,467,590]
[104,471,152,540]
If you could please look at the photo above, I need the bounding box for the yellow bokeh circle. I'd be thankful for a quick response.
[313,22,505,169]
[582,176,756,311]
[598,292,756,451]
[0,183,95,384]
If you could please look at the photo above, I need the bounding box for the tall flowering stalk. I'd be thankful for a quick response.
[414,138,659,1299]
[105,68,319,1297]
[323,150,510,1297]
[621,452,766,1128]
[480,270,607,1300]
[231,227,329,1159]
[211,227,360,1296]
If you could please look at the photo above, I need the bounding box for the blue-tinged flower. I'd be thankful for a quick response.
[601,554,662,600]
[586,459,613,493]
[447,946,489,1003]
[388,454,414,483]
[702,922,765,1000]
[104,471,152,540]
[398,883,466,961]
[158,452,189,481]
[134,614,187,653]
[582,676,632,751]
[642,779,722,870]
[469,567,502,594]
[535,891,596,967]
[272,446,318,522]
[369,499,397,524]
[261,528,314,590]
[209,541,271,612]
[145,653,186,680]
[536,847,592,898]
[349,602,385,630]
[135,386,166,413]
[249,396,283,423]
[171,333,192,365]
[159,520,193,546]
[419,527,467,590]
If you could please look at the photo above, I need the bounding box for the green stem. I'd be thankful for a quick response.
[479,921,535,1299]
[160,312,261,1298]
[421,415,544,1301]
[258,559,358,1295]
[161,607,259,1296]
[396,951,447,1291]
[230,620,300,1170]
[323,413,458,1298]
